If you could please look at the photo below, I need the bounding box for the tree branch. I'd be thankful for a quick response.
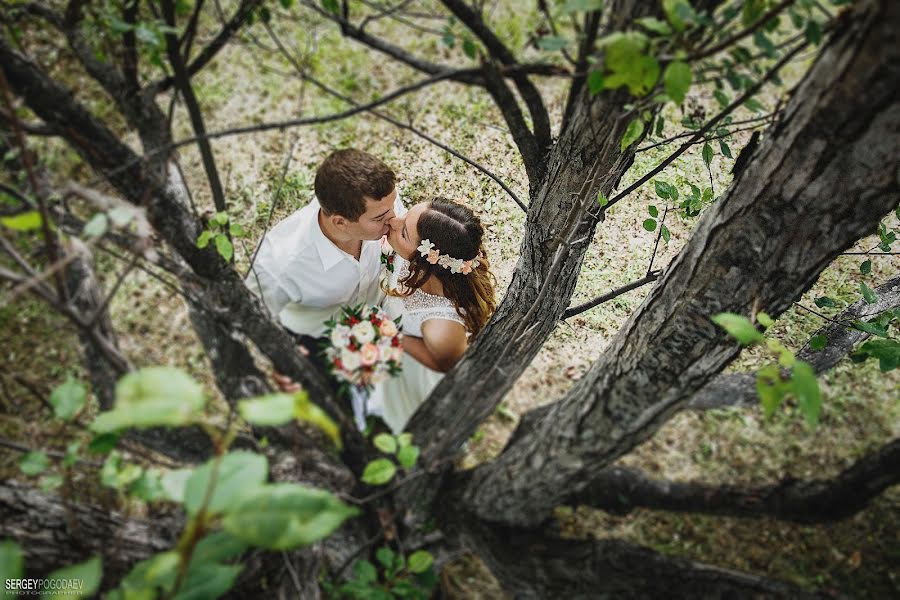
[689,273,900,410]
[574,437,900,523]
[440,0,552,158]
[459,517,817,598]
[152,0,262,94]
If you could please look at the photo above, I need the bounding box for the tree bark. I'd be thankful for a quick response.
[463,0,900,527]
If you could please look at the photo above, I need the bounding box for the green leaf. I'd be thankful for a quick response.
[362,458,397,485]
[663,61,691,105]
[596,190,609,207]
[407,550,433,574]
[860,282,878,304]
[713,89,730,108]
[397,444,420,470]
[702,142,713,166]
[172,563,242,600]
[373,433,397,454]
[663,0,695,31]
[852,339,900,372]
[537,36,568,51]
[809,334,827,351]
[214,211,229,226]
[791,362,821,428]
[160,468,194,503]
[853,320,889,338]
[648,205,659,218]
[602,32,659,96]
[756,311,774,329]
[756,364,786,418]
[636,16,672,35]
[87,433,119,454]
[353,560,377,584]
[20,450,49,476]
[49,377,86,421]
[711,313,764,345]
[91,367,206,433]
[238,393,296,426]
[228,222,246,238]
[215,235,234,261]
[814,296,838,309]
[190,531,248,566]
[0,539,24,586]
[40,473,64,491]
[654,180,671,200]
[83,213,108,237]
[196,230,214,248]
[44,557,102,600]
[1,210,43,232]
[563,0,604,12]
[719,140,733,158]
[620,118,644,152]
[742,0,765,26]
[321,0,339,13]
[184,451,269,516]
[744,97,764,113]
[805,19,822,45]
[655,116,665,136]
[860,259,872,275]
[396,433,413,448]
[642,218,657,232]
[376,546,395,568]
[222,483,359,550]
[462,38,477,59]
[294,393,342,449]
[660,224,671,243]
[129,469,166,502]
[587,71,605,96]
[279,0,294,8]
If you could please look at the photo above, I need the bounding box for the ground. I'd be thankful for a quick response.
[1,2,898,597]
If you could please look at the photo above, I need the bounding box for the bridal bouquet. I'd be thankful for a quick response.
[322,305,403,388]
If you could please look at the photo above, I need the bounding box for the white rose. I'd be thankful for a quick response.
[340,347,361,371]
[390,347,405,362]
[351,321,376,344]
[330,325,351,348]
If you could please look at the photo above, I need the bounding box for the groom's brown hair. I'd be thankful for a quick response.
[314,149,396,220]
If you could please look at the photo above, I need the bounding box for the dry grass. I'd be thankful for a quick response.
[1,1,898,597]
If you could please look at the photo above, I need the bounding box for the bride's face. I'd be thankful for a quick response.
[387,202,429,260]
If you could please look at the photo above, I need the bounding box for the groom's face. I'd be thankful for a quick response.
[337,188,397,241]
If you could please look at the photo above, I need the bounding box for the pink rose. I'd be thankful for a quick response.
[359,343,380,367]
[461,261,473,275]
[379,319,398,337]
[426,249,440,264]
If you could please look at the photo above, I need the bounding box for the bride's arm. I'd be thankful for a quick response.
[403,320,467,372]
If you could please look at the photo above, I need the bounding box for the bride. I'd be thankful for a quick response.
[368,197,497,433]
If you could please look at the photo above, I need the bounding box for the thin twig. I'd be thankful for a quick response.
[562,271,661,320]
[647,205,669,276]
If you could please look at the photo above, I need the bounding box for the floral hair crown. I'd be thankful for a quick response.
[417,239,482,275]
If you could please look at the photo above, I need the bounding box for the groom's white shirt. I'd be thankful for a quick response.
[246,195,405,338]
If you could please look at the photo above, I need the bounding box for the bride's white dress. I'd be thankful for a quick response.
[367,256,465,433]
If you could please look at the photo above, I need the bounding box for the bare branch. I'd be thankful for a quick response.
[152,0,262,94]
[574,437,900,523]
[562,271,662,320]
[440,0,552,156]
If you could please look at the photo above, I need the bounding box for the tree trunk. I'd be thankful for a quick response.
[462,0,900,527]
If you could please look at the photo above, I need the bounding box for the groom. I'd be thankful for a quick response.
[246,148,404,373]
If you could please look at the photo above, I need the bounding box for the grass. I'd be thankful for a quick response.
[1,1,898,597]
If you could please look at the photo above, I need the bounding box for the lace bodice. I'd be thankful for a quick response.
[383,257,465,338]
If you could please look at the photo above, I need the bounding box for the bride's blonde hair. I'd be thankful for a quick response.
[392,198,496,337]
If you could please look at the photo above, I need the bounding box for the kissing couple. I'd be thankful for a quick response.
[246,149,497,433]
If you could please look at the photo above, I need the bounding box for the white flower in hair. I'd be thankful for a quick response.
[417,239,435,256]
